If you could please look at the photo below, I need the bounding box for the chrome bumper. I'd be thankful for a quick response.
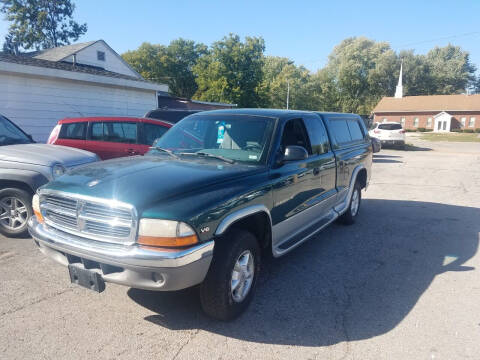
[28,217,214,291]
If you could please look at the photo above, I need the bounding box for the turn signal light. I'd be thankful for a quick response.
[138,234,198,248]
[32,194,44,224]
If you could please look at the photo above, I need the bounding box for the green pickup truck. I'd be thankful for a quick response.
[28,109,372,320]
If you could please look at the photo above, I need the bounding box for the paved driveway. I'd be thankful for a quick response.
[1,138,479,359]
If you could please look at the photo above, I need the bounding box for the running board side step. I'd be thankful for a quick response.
[273,210,338,257]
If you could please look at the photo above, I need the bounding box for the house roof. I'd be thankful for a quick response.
[32,41,97,61]
[0,52,144,82]
[373,94,480,113]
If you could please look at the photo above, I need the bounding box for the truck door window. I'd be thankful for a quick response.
[347,120,365,141]
[280,119,312,155]
[304,117,330,154]
[329,119,352,145]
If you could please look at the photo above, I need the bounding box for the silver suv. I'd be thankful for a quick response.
[0,114,98,236]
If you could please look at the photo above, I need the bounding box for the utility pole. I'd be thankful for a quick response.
[286,80,290,109]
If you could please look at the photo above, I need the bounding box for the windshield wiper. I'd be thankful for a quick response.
[178,151,235,164]
[149,146,179,159]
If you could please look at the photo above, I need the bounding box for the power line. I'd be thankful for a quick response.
[400,31,480,47]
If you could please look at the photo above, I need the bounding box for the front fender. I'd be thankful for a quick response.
[214,204,272,235]
[0,168,49,191]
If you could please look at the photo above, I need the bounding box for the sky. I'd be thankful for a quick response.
[1,0,480,72]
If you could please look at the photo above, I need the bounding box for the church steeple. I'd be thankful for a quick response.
[394,60,403,98]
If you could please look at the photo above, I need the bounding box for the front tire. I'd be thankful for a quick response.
[0,188,33,237]
[338,182,361,225]
[200,229,260,321]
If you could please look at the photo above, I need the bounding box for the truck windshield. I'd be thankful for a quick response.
[0,115,33,146]
[151,114,276,163]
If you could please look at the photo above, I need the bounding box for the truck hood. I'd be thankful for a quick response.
[44,155,266,210]
[0,144,98,167]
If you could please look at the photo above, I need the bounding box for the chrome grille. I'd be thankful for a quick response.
[40,192,137,244]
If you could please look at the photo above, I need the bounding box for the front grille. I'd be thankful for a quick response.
[40,193,136,244]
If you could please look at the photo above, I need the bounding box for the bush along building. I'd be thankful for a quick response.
[372,63,480,133]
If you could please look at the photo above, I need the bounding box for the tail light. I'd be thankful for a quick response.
[374,129,380,134]
[47,124,61,144]
[400,130,406,134]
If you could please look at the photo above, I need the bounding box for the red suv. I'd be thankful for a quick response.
[48,117,172,160]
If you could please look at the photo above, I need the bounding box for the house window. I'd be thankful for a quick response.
[97,51,106,61]
[413,117,419,127]
[461,117,466,127]
[427,117,432,128]
[469,117,476,128]
[401,117,406,126]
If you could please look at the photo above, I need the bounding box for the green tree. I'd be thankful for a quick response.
[160,39,208,99]
[1,0,87,52]
[260,56,318,110]
[122,42,167,82]
[310,68,340,112]
[425,44,476,94]
[123,39,207,98]
[324,37,398,114]
[398,50,434,96]
[193,34,265,107]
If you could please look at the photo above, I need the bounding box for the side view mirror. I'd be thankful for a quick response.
[283,145,308,162]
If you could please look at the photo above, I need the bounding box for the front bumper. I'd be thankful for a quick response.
[28,217,214,291]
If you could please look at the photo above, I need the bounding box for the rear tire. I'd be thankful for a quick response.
[0,188,32,237]
[338,182,361,225]
[200,229,260,321]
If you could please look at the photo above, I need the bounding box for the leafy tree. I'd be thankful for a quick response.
[122,43,169,83]
[160,39,208,99]
[310,68,340,112]
[123,39,207,98]
[398,50,434,96]
[1,0,87,51]
[193,34,265,107]
[2,33,20,54]
[425,44,476,94]
[260,56,318,110]
[324,37,398,114]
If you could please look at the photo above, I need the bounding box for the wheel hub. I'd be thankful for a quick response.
[231,250,254,303]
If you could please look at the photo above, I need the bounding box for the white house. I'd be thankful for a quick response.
[0,40,168,142]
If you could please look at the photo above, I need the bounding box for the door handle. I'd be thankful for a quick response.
[313,167,320,176]
[127,148,137,155]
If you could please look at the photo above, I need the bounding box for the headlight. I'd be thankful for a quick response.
[52,164,66,178]
[138,219,198,248]
[32,194,44,223]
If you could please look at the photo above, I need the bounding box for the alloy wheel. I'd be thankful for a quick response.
[0,196,28,231]
[231,250,255,303]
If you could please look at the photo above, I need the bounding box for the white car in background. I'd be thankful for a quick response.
[369,122,406,148]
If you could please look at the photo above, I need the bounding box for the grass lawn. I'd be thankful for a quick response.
[419,132,480,142]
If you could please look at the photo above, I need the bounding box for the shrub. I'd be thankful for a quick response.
[424,128,433,132]
[405,129,416,132]
[451,128,462,132]
[463,129,474,133]
[475,128,480,133]
[417,127,426,132]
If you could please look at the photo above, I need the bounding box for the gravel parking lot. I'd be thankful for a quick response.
[1,136,479,360]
